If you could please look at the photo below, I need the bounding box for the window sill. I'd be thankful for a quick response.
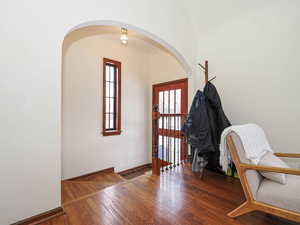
[102,130,122,136]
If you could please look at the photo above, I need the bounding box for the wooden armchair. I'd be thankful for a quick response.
[226,133,300,223]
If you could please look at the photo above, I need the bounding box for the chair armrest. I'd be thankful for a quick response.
[274,153,300,158]
[240,163,300,176]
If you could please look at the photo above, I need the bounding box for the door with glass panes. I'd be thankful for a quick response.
[153,78,188,167]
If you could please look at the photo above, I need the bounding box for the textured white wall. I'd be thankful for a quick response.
[195,1,300,154]
[0,1,195,224]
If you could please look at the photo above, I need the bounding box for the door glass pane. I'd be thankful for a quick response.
[176,138,181,163]
[175,89,181,113]
[164,136,169,161]
[159,117,162,129]
[164,91,169,113]
[167,137,181,163]
[170,116,174,130]
[170,90,174,114]
[159,91,163,113]
[175,116,181,131]
[169,137,174,163]
[164,115,168,131]
[158,135,162,159]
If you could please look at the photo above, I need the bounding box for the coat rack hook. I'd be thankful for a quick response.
[208,76,217,82]
[198,63,206,71]
[198,60,216,84]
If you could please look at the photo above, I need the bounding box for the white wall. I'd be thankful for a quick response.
[62,28,186,179]
[2,0,299,223]
[195,1,300,155]
[0,1,195,224]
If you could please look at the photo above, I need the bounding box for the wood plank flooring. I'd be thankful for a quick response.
[119,165,152,180]
[62,171,125,205]
[48,164,299,225]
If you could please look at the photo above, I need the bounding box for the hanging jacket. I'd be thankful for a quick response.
[181,90,214,154]
[182,82,231,173]
[203,82,231,171]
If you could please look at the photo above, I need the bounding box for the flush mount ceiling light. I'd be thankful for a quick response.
[120,27,128,45]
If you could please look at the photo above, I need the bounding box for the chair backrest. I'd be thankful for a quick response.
[228,132,263,200]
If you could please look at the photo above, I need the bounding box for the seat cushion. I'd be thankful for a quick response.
[258,152,289,184]
[230,132,263,200]
[257,175,300,212]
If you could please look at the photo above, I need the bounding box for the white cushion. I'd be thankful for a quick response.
[258,152,289,184]
[257,175,300,212]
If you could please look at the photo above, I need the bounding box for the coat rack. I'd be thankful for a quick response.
[196,60,216,180]
[198,60,216,84]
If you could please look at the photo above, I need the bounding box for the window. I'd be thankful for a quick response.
[102,58,121,136]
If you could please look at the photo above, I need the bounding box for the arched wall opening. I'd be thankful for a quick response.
[62,21,192,180]
[66,20,192,74]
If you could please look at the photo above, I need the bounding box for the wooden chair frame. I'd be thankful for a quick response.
[226,136,300,223]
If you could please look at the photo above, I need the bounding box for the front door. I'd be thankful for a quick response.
[153,78,188,170]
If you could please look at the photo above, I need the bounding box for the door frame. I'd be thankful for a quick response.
[152,78,188,170]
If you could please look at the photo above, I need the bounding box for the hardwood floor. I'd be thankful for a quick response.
[48,164,299,225]
[42,214,69,225]
[118,164,152,180]
[62,171,125,205]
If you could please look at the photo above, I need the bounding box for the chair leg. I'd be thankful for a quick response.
[228,202,254,218]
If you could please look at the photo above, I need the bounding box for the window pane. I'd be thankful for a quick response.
[109,82,115,97]
[106,82,110,97]
[110,66,115,82]
[106,66,110,81]
[105,98,110,113]
[105,113,109,129]
[109,98,114,113]
[109,113,115,129]
[115,68,118,82]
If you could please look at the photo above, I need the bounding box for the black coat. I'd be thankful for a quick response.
[204,82,231,170]
[182,82,231,172]
[181,90,214,153]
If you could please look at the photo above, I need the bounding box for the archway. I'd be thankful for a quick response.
[64,20,192,75]
[61,21,192,204]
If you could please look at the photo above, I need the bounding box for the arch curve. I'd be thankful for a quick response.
[65,20,192,75]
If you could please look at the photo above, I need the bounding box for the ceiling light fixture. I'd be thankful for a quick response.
[120,27,128,45]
